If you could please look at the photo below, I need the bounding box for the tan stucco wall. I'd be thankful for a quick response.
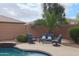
[0,22,26,41]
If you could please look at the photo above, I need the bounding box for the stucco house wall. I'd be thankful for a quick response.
[0,22,26,41]
[0,15,26,41]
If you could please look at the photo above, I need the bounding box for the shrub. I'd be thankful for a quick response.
[69,26,79,44]
[16,34,27,42]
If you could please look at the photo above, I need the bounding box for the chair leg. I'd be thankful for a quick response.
[42,40,45,44]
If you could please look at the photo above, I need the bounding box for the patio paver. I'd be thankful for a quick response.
[15,42,79,56]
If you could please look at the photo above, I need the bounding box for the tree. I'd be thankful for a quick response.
[34,3,65,32]
[43,10,57,32]
[42,3,65,32]
[34,19,46,26]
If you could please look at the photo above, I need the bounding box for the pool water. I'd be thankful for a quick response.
[0,47,51,56]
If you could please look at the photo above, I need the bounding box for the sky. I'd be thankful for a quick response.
[0,3,79,22]
[64,3,79,19]
[0,3,42,22]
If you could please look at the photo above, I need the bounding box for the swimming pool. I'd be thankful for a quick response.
[0,47,51,56]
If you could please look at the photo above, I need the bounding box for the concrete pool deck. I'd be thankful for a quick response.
[15,42,79,56]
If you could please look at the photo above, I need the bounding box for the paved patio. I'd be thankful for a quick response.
[15,42,79,56]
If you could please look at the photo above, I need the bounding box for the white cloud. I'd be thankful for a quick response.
[61,3,72,13]
[0,3,42,22]
[16,3,28,9]
[9,11,16,16]
[2,7,9,10]
[2,7,16,16]
[66,16,76,19]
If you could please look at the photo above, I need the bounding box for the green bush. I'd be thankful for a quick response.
[69,27,79,44]
[16,34,27,42]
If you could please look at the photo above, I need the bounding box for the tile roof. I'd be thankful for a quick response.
[0,15,25,24]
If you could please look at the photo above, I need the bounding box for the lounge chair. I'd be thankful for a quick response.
[27,32,35,44]
[40,32,54,44]
[40,33,47,43]
[46,32,54,42]
[52,34,63,46]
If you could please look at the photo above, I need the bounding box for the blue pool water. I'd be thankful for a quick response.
[0,47,51,56]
